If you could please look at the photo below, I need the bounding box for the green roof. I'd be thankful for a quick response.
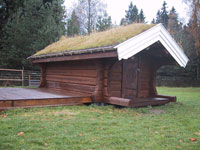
[35,24,154,56]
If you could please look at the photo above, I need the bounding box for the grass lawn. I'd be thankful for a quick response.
[0,87,200,150]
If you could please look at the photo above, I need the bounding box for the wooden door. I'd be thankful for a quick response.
[122,58,138,99]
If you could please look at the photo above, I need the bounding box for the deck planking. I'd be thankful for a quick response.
[0,88,92,110]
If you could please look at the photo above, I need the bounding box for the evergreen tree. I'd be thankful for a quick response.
[139,9,145,23]
[0,0,66,69]
[151,18,156,24]
[96,12,112,31]
[67,10,80,36]
[168,7,181,41]
[125,2,139,24]
[160,1,169,27]
[120,18,127,25]
[156,10,161,23]
[156,1,169,27]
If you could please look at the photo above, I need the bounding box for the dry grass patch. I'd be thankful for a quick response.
[35,24,154,56]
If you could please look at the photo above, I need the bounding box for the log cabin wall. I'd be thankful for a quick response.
[103,59,122,99]
[104,57,139,100]
[43,60,97,97]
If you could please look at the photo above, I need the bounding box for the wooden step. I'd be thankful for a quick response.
[104,97,174,108]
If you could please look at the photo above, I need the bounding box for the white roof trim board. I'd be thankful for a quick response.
[114,23,189,68]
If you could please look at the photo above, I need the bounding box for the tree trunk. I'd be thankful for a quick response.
[87,0,91,34]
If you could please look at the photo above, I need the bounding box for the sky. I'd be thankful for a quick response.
[64,0,190,24]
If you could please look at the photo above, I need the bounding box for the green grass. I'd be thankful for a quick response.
[0,87,200,150]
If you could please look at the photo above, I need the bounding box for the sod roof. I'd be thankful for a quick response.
[34,24,154,56]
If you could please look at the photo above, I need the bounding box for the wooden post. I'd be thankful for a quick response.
[21,69,24,86]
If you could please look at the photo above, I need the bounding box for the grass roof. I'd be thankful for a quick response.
[35,24,154,56]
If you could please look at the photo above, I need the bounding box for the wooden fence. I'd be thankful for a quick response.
[0,68,40,87]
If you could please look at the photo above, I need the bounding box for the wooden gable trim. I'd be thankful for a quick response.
[31,51,118,64]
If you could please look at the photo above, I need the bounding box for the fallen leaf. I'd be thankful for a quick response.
[17,132,24,136]
[80,133,82,136]
[190,138,197,141]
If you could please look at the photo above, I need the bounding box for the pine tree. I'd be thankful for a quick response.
[67,10,80,36]
[120,18,127,25]
[156,10,161,23]
[139,9,145,23]
[160,1,169,27]
[168,7,180,41]
[96,12,112,31]
[0,0,66,69]
[125,2,139,24]
[156,1,169,27]
[151,18,156,24]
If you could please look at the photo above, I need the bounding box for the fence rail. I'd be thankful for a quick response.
[0,68,24,86]
[0,68,40,87]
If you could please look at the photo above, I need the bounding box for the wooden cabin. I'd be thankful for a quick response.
[28,24,189,107]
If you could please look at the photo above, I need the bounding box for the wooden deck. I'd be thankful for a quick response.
[0,88,92,110]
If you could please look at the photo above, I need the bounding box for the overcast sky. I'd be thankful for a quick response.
[64,0,190,24]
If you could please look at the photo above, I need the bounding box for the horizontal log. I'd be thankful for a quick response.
[13,97,92,107]
[104,97,131,107]
[46,75,96,85]
[46,65,96,71]
[32,51,118,63]
[156,95,176,102]
[0,100,12,107]
[46,81,95,94]
[46,69,97,77]
[46,87,92,96]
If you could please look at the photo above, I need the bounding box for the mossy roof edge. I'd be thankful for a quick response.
[29,24,155,59]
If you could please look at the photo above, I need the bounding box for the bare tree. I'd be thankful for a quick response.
[76,0,106,34]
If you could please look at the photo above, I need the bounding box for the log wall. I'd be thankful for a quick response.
[44,60,97,97]
[104,60,122,98]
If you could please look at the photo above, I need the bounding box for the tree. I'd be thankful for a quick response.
[96,12,112,31]
[0,0,66,69]
[160,1,169,27]
[67,10,80,36]
[184,0,200,79]
[156,1,169,27]
[139,9,145,23]
[151,18,156,24]
[125,2,139,24]
[120,18,127,25]
[156,10,161,23]
[76,0,106,34]
[168,7,181,42]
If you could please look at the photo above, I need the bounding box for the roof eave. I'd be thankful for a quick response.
[28,46,117,63]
